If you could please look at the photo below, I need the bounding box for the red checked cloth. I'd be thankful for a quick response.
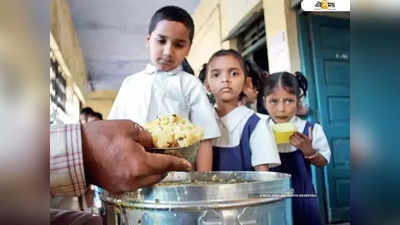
[50,124,87,196]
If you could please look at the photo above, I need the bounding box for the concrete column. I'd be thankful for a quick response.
[263,0,301,73]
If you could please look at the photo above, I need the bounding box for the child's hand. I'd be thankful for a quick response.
[290,127,314,155]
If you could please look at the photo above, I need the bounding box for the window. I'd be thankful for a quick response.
[50,50,67,124]
[50,56,66,112]
[237,14,269,72]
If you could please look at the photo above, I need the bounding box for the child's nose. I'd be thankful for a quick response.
[277,101,285,111]
[221,73,230,82]
[163,43,172,56]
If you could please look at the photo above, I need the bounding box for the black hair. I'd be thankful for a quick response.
[197,63,215,105]
[263,71,308,98]
[93,112,103,120]
[148,6,195,43]
[206,49,248,77]
[182,58,194,75]
[245,60,268,96]
[197,63,207,83]
[245,60,269,114]
[80,107,94,115]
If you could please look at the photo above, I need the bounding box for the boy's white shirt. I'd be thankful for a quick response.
[108,64,220,140]
[259,114,331,163]
[213,106,281,168]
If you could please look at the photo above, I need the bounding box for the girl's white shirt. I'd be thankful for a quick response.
[213,106,281,168]
[259,114,331,163]
[108,64,220,140]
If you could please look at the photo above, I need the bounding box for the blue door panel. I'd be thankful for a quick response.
[308,15,350,223]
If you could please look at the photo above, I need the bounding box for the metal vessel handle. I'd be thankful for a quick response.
[118,205,130,225]
[237,207,257,225]
[198,209,223,225]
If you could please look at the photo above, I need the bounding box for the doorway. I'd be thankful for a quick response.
[298,14,350,224]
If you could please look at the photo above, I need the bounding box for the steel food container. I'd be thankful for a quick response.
[99,171,293,225]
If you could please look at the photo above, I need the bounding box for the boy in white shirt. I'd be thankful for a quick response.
[108,6,220,171]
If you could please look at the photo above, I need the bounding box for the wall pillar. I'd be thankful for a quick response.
[263,0,301,73]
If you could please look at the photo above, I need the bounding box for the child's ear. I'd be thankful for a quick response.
[145,34,151,48]
[243,77,253,92]
[245,77,253,88]
[205,80,211,92]
[184,44,192,57]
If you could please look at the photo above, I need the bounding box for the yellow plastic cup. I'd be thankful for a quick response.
[271,122,296,144]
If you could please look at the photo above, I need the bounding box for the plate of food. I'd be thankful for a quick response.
[144,114,203,164]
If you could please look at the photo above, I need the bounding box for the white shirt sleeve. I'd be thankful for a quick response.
[185,77,220,140]
[108,79,127,120]
[250,118,281,168]
[107,73,153,125]
[312,123,331,163]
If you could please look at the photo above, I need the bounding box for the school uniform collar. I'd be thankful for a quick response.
[143,64,183,76]
[267,115,298,125]
[219,106,253,133]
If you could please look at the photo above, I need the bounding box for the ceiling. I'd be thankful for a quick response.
[67,0,200,91]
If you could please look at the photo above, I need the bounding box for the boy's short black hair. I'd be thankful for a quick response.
[148,5,195,43]
[93,112,103,120]
[80,107,94,115]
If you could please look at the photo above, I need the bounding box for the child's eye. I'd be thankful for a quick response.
[284,99,295,104]
[174,42,185,49]
[230,71,238,76]
[211,73,219,78]
[157,39,166,44]
[269,99,278,104]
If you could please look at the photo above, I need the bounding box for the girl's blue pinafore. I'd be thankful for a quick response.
[212,114,260,171]
[270,121,322,225]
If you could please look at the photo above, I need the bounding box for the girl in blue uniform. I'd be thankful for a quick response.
[205,49,281,171]
[262,71,331,225]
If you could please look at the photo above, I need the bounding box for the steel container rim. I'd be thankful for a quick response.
[100,171,292,209]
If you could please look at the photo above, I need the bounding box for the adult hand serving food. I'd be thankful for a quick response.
[51,120,192,225]
[82,120,193,193]
[50,120,193,197]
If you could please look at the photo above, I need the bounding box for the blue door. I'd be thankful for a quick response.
[298,15,350,223]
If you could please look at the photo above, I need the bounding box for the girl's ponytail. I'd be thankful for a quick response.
[294,71,308,97]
